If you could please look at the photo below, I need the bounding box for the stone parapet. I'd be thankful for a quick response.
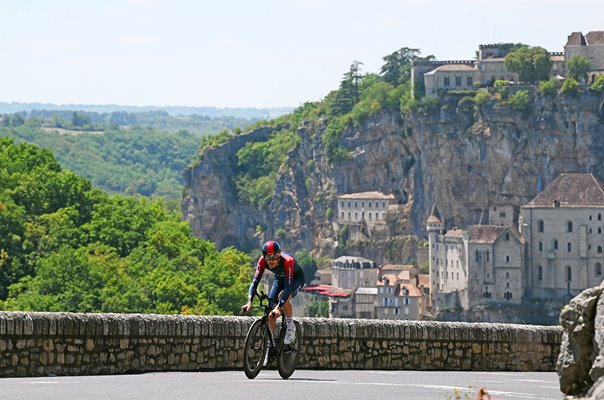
[0,312,562,377]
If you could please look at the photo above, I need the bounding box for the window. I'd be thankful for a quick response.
[341,211,344,218]
[505,233,510,241]
[567,242,572,252]
[506,282,510,288]
[467,76,473,86]
[598,246,603,254]
[505,255,510,263]
[566,266,572,282]
[455,76,462,86]
[596,263,602,276]
[348,201,351,207]
[361,201,364,207]
[368,202,372,208]
[599,213,602,221]
[599,227,602,234]
[348,212,351,219]
[539,242,543,251]
[340,201,344,208]
[538,220,544,232]
[444,76,450,86]
[486,251,490,262]
[403,298,410,305]
[538,265,543,281]
[567,221,573,232]
[505,272,510,279]
[553,240,559,250]
[504,291,513,301]
[354,201,357,207]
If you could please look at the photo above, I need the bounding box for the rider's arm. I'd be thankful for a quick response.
[248,258,266,302]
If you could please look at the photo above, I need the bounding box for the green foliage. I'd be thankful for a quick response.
[538,79,558,96]
[566,55,591,82]
[380,47,434,86]
[296,250,318,285]
[562,77,580,96]
[0,138,252,315]
[234,129,301,207]
[589,75,604,94]
[474,89,491,105]
[508,90,532,112]
[504,46,552,83]
[305,298,329,317]
[330,61,365,116]
[322,115,353,162]
[1,125,200,200]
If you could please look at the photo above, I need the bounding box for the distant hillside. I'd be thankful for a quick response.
[0,102,293,119]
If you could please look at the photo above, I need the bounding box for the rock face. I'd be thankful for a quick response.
[557,281,604,397]
[182,90,604,259]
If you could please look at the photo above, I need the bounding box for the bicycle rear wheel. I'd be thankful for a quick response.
[277,320,301,379]
[243,319,269,379]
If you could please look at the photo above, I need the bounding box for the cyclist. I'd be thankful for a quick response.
[241,241,305,344]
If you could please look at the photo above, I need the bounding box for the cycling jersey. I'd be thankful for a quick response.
[248,252,305,308]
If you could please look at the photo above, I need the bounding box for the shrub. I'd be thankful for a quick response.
[538,79,557,96]
[590,75,604,94]
[474,89,491,105]
[562,77,579,96]
[508,90,531,112]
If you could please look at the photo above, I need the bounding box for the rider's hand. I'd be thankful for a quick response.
[241,301,252,314]
[270,305,281,319]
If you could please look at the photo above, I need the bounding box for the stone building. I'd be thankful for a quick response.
[331,255,377,289]
[565,31,604,83]
[375,266,426,320]
[519,173,604,299]
[413,33,581,98]
[337,192,396,237]
[427,173,604,310]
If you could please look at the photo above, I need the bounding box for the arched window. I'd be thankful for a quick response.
[566,266,572,282]
[506,282,510,288]
[567,221,573,232]
[505,272,510,279]
[505,255,510,263]
[538,220,544,232]
[598,246,603,254]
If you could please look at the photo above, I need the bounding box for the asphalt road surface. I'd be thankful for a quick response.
[0,370,563,400]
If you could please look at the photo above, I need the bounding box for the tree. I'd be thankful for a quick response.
[566,55,591,83]
[380,47,434,86]
[331,61,364,115]
[505,46,552,83]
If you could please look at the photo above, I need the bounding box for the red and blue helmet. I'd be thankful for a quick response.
[262,240,281,256]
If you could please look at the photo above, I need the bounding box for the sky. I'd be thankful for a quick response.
[2,0,603,109]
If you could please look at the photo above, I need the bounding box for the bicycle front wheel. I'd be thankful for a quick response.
[243,319,269,379]
[277,320,301,379]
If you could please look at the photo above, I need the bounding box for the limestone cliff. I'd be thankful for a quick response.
[182,90,604,261]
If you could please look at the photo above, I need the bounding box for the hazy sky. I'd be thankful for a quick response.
[2,0,603,108]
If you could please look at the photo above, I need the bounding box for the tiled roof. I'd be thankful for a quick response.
[427,204,442,223]
[377,274,399,286]
[334,255,373,263]
[524,173,604,208]
[468,225,507,244]
[398,284,422,297]
[445,228,465,238]
[418,274,430,287]
[425,64,477,75]
[397,270,411,281]
[338,191,396,200]
[586,31,604,45]
[566,32,586,46]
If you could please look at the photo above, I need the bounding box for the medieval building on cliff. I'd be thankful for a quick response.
[412,30,604,98]
[428,173,604,310]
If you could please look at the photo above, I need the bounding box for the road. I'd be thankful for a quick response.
[0,370,563,400]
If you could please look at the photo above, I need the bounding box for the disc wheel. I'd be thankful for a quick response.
[243,319,269,379]
[277,321,301,379]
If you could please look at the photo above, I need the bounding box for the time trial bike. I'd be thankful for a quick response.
[242,291,301,379]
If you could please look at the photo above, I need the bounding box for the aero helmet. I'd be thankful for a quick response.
[262,240,281,256]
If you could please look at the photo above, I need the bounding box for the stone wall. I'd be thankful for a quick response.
[0,312,562,377]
